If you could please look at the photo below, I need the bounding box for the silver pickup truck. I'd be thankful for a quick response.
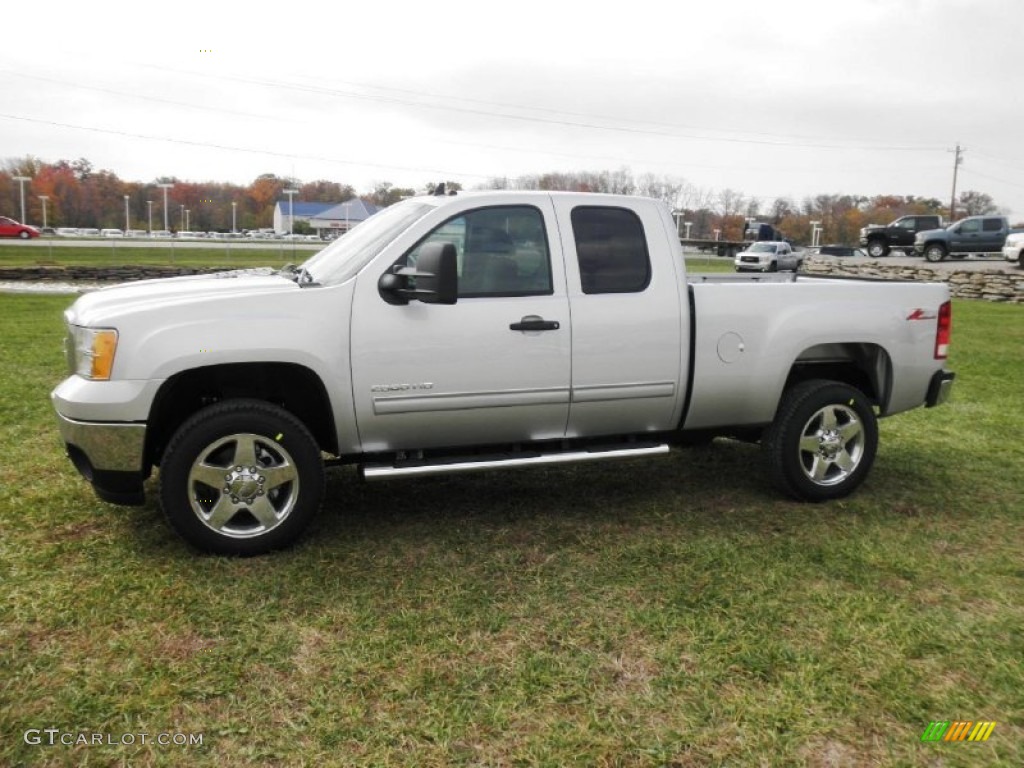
[52,191,955,554]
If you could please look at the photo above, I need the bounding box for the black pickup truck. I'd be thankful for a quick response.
[859,215,943,258]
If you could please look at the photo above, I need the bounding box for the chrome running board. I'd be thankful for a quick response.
[360,443,670,480]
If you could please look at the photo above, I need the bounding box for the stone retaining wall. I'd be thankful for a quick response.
[801,260,1024,303]
[0,266,229,281]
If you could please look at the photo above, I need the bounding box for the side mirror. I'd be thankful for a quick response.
[378,241,458,305]
[416,242,458,305]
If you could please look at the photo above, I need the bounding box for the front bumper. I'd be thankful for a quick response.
[925,369,955,408]
[54,411,148,505]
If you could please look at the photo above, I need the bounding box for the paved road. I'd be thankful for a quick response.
[684,247,1019,274]
[0,238,323,251]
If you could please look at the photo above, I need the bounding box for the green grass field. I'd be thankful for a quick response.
[0,243,737,273]
[0,294,1020,766]
[0,243,320,269]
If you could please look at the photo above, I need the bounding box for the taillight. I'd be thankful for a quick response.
[935,300,951,359]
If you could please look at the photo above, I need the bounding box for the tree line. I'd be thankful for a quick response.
[0,157,420,233]
[2,156,1007,244]
[488,170,1007,244]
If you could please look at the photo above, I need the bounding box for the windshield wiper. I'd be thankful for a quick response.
[277,263,319,286]
[295,266,319,287]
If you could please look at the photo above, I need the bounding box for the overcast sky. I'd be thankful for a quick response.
[2,0,1023,220]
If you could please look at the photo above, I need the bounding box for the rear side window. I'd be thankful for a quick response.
[571,207,651,294]
[982,218,1003,232]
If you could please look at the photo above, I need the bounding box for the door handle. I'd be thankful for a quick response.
[510,315,560,332]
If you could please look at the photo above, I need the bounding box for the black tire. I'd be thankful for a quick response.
[159,398,324,555]
[763,380,878,502]
[768,261,778,272]
[866,239,889,258]
[923,243,947,263]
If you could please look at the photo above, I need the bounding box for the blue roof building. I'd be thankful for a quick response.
[273,199,380,234]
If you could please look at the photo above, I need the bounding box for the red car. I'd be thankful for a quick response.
[0,216,40,239]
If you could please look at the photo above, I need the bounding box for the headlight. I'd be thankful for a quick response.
[67,325,118,380]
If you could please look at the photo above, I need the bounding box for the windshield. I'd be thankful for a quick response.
[748,243,777,253]
[301,200,435,285]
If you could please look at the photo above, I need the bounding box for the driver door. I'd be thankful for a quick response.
[349,199,571,452]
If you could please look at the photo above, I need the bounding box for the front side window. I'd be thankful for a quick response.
[959,219,980,234]
[404,206,552,298]
[571,207,651,294]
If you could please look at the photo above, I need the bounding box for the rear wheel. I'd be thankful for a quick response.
[923,243,947,262]
[159,399,324,555]
[763,380,878,502]
[867,239,889,258]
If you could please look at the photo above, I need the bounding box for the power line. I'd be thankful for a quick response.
[0,112,494,181]
[131,62,946,153]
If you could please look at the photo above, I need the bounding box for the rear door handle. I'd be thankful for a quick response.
[510,315,560,332]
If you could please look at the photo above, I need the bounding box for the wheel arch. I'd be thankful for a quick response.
[145,362,338,469]
[784,342,892,411]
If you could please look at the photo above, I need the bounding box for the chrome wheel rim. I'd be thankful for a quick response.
[187,433,300,539]
[797,404,864,487]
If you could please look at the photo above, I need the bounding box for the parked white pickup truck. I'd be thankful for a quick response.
[52,191,955,554]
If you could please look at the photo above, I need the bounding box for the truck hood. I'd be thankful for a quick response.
[915,227,947,240]
[66,270,301,327]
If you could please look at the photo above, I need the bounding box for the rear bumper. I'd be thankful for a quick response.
[54,411,148,505]
[925,369,955,408]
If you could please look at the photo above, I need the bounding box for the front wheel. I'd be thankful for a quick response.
[763,380,878,502]
[159,399,325,555]
[923,244,947,262]
[866,240,889,258]
[18,230,30,239]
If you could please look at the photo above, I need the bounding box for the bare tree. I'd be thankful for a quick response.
[958,190,997,216]
[717,188,747,240]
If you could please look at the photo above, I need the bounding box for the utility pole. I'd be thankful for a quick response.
[949,143,965,222]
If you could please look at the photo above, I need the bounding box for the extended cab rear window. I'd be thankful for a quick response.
[571,207,651,294]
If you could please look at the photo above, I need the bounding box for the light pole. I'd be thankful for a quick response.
[157,183,173,231]
[231,201,237,233]
[283,188,299,236]
[12,176,31,223]
[809,220,821,248]
[38,195,49,229]
[180,204,185,231]
[124,195,130,232]
[147,200,153,234]
[684,222,693,240]
[185,209,190,231]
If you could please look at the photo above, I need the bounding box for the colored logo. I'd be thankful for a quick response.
[921,721,996,742]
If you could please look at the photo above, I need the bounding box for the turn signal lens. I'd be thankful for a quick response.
[71,326,119,380]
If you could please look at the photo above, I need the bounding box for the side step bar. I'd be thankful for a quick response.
[360,443,670,480]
